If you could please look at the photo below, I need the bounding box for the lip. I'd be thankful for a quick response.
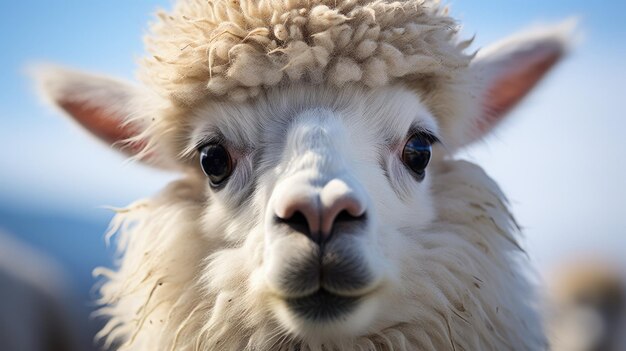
[285,289,361,321]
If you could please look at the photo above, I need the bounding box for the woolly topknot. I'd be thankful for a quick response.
[139,0,472,105]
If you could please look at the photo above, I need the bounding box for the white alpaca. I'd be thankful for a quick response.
[34,0,572,349]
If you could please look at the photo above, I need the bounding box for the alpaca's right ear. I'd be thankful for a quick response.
[463,20,575,146]
[31,65,173,169]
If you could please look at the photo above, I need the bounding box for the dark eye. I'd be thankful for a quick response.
[199,144,233,187]
[402,133,434,180]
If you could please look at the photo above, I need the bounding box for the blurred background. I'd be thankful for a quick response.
[0,1,624,350]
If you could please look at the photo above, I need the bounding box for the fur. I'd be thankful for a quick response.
[139,0,471,105]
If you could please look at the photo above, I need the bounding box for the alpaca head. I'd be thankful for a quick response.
[34,1,572,349]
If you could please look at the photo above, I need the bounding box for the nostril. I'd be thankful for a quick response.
[334,210,366,224]
[275,211,311,236]
[324,210,367,242]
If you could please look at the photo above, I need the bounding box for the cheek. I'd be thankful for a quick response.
[353,161,436,279]
[200,187,264,244]
[365,157,436,232]
[392,177,436,229]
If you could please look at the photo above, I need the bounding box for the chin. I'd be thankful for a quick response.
[272,290,383,343]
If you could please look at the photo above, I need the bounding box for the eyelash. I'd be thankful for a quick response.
[388,129,439,154]
[406,128,440,145]
[195,134,225,152]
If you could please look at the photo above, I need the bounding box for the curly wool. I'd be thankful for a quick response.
[139,0,472,104]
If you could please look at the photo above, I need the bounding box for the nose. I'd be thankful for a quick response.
[274,178,367,244]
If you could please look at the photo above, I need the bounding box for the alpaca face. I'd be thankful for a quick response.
[187,85,439,339]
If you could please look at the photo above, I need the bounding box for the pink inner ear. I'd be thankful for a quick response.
[478,44,563,134]
[59,100,145,156]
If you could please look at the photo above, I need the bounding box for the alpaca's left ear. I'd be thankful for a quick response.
[466,21,575,144]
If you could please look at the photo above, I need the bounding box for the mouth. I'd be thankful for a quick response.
[285,289,361,321]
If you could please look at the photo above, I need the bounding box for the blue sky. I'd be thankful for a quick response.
[0,1,625,272]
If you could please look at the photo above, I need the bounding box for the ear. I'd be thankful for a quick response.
[31,65,174,169]
[467,20,575,144]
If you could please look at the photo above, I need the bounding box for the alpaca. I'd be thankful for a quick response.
[547,259,626,351]
[34,0,572,349]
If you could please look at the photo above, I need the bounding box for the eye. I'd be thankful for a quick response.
[199,143,233,187]
[401,133,435,180]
